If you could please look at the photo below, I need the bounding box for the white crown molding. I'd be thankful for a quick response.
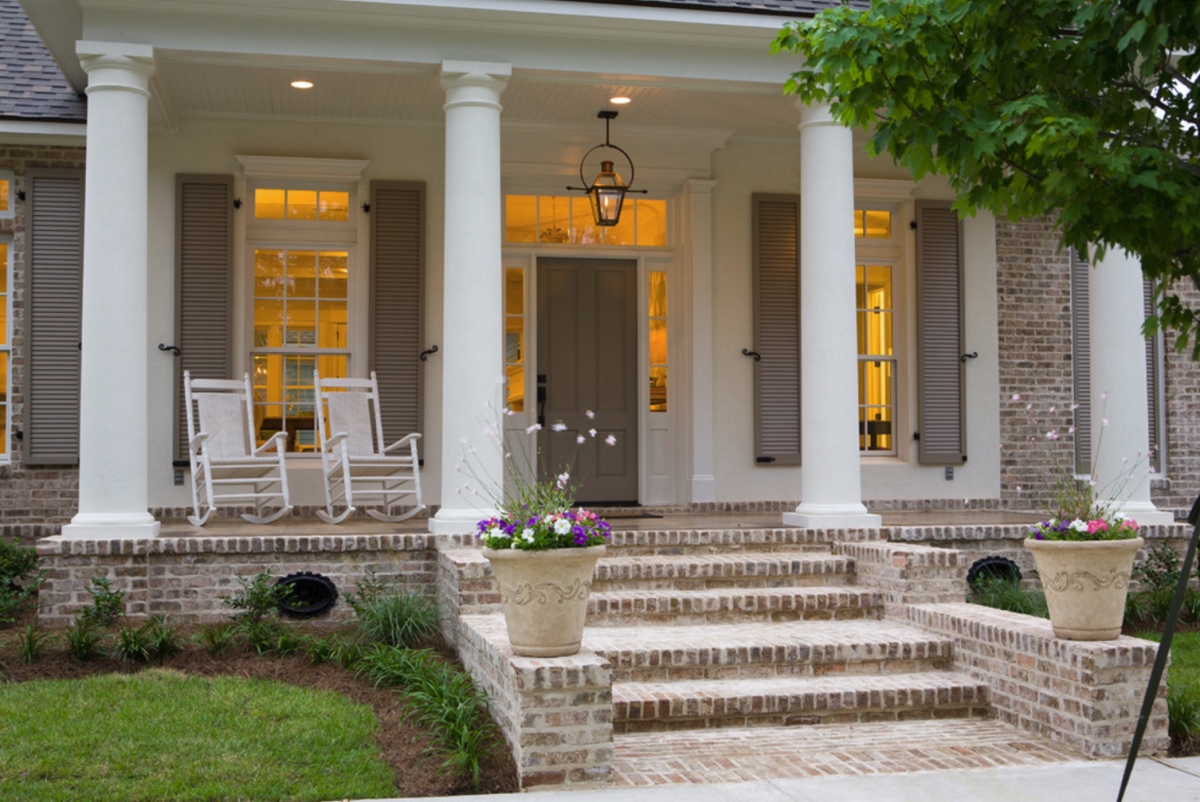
[853,178,920,201]
[234,154,371,181]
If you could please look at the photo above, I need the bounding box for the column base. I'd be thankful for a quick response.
[783,503,881,530]
[61,512,160,540]
[430,507,498,536]
[1111,500,1176,526]
[691,476,716,503]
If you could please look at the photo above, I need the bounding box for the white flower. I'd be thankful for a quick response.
[521,527,535,541]
[586,410,596,419]
[1102,417,1109,427]
[458,436,469,445]
[1101,391,1108,400]
[526,423,542,434]
[488,526,509,539]
[605,434,617,446]
[589,428,598,438]
[556,471,570,489]
[1113,511,1127,522]
[1068,426,1075,434]
[1049,405,1056,413]
[1069,519,1088,533]
[496,375,508,385]
[1012,394,1021,401]
[1045,430,1058,441]
[576,435,586,444]
[551,422,567,432]
[553,518,573,535]
[1071,403,1080,411]
[1026,403,1033,412]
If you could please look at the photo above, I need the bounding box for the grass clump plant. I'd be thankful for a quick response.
[16,624,51,665]
[64,618,105,662]
[346,571,441,649]
[968,575,1049,619]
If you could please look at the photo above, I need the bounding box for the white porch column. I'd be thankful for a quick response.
[61,42,159,540]
[1088,247,1173,524]
[783,102,880,529]
[685,179,717,502]
[430,60,511,535]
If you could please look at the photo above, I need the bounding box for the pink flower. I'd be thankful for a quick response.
[1087,520,1109,534]
[1126,519,1139,531]
[1012,394,1021,401]
[605,434,617,446]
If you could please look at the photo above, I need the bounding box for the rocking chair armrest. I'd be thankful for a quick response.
[251,431,288,457]
[188,431,212,453]
[383,432,422,454]
[323,431,350,452]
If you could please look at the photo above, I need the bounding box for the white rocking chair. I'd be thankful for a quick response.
[184,371,293,526]
[314,371,424,524]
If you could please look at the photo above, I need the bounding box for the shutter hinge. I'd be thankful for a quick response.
[912,432,920,441]
[909,220,917,230]
[361,203,371,213]
[756,456,776,463]
[233,198,242,209]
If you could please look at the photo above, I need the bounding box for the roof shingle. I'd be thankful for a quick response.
[0,0,86,121]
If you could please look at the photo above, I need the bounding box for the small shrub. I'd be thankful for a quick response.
[1168,685,1200,742]
[238,618,285,655]
[0,539,43,627]
[347,574,441,648]
[200,622,237,656]
[968,576,1049,618]
[0,539,38,581]
[144,615,183,659]
[65,618,105,662]
[223,572,294,624]
[80,577,126,627]
[17,624,51,665]
[112,622,153,663]
[1133,542,1184,596]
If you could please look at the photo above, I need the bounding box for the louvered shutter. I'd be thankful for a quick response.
[915,200,966,464]
[369,181,424,442]
[1070,249,1092,474]
[1144,277,1164,474]
[751,194,801,464]
[26,169,84,465]
[174,175,234,460]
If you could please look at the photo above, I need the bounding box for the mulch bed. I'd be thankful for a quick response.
[0,617,519,798]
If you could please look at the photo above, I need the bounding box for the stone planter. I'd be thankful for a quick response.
[1024,537,1143,640]
[482,545,606,657]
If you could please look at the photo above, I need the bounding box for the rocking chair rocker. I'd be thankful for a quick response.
[184,371,293,526]
[314,371,424,524]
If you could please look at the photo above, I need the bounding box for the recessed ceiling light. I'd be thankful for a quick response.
[291,80,314,89]
[610,96,631,105]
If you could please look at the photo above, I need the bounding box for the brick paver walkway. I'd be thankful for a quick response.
[613,718,1079,786]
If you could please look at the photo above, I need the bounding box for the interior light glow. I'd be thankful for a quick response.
[291,80,314,89]
[609,96,631,105]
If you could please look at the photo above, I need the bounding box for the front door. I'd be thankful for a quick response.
[537,257,638,504]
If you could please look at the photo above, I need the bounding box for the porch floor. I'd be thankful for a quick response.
[157,509,1044,538]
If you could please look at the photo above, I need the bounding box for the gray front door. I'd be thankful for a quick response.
[537,257,638,504]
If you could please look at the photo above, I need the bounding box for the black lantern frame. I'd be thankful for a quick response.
[567,110,647,227]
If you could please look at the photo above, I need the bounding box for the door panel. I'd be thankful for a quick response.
[538,257,638,503]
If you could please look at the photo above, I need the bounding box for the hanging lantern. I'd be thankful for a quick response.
[568,111,647,227]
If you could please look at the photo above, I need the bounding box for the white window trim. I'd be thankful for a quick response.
[0,237,10,460]
[854,201,904,458]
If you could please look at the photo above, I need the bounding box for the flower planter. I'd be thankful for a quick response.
[482,545,606,657]
[1024,537,1143,640]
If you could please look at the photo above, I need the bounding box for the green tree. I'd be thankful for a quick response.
[773,0,1200,352]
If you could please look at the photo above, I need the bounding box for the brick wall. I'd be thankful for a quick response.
[0,146,88,537]
[1158,281,1200,511]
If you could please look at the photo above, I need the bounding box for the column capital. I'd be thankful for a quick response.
[796,99,837,129]
[76,41,155,98]
[440,60,511,111]
[684,178,717,195]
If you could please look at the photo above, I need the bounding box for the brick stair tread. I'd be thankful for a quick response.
[594,551,853,580]
[613,718,1078,786]
[588,586,882,616]
[583,619,953,666]
[613,671,988,718]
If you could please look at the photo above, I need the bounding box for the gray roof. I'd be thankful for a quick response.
[0,0,85,121]
[559,0,870,16]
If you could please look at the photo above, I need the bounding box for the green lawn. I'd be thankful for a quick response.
[1137,630,1200,740]
[0,668,397,802]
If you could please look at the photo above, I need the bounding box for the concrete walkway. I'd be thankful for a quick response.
[360,757,1200,802]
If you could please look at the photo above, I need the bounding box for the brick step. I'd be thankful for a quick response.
[581,619,954,682]
[605,528,868,554]
[612,672,989,732]
[587,586,883,626]
[612,718,1079,786]
[593,551,855,591]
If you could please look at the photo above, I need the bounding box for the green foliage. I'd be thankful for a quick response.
[64,618,105,662]
[1168,685,1200,741]
[306,634,362,668]
[112,622,153,663]
[271,628,305,658]
[16,625,51,665]
[347,574,441,649]
[0,539,38,582]
[0,539,43,627]
[0,669,397,802]
[79,577,126,627]
[200,621,237,656]
[1125,543,1200,627]
[238,619,286,656]
[968,575,1049,619]
[773,0,1200,353]
[356,644,499,790]
[222,572,294,624]
[1139,631,1200,742]
[144,615,183,660]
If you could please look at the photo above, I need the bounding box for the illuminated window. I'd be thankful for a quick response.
[254,187,350,223]
[857,264,895,453]
[504,195,667,246]
[250,248,350,451]
[0,240,9,459]
[854,209,892,239]
[649,271,668,412]
[505,268,526,412]
[0,173,11,220]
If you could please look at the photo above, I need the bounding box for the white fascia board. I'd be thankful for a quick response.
[82,0,796,86]
[17,0,86,93]
[0,119,87,146]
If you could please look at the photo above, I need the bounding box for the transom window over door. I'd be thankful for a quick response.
[251,248,350,451]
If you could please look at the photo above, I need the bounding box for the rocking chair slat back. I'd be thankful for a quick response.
[195,393,250,459]
[326,392,377,458]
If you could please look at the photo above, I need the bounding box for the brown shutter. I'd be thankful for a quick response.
[1071,248,1092,474]
[915,200,966,464]
[1144,277,1164,474]
[174,175,234,460]
[25,169,84,465]
[369,181,424,441]
[751,194,801,465]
